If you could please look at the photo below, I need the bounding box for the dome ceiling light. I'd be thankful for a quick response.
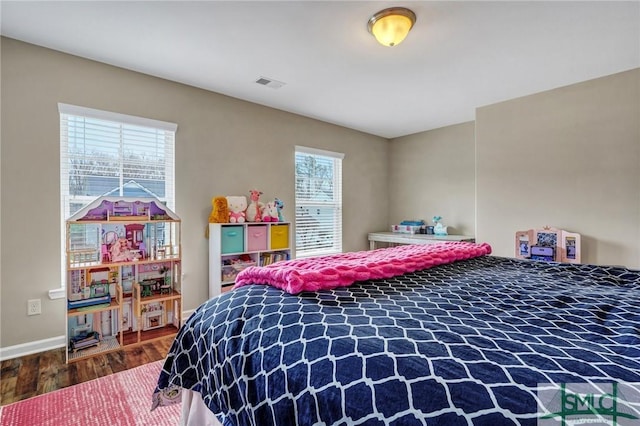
[367,7,417,47]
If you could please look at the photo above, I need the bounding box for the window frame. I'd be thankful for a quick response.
[294,146,344,258]
[52,104,177,299]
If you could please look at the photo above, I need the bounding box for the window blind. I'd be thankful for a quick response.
[59,103,176,289]
[295,146,344,258]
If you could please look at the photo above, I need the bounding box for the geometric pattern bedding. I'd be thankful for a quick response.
[153,255,640,425]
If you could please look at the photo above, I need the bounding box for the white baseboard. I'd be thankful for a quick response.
[1,309,194,361]
[181,308,196,321]
[0,335,66,361]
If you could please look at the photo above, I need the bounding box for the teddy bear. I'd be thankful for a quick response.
[245,189,264,222]
[205,196,229,238]
[209,196,229,223]
[261,201,279,222]
[226,195,247,223]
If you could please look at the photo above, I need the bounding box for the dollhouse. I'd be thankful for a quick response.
[514,226,581,263]
[65,196,182,362]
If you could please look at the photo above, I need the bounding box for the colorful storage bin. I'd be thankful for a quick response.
[221,226,244,254]
[270,224,289,250]
[247,225,268,252]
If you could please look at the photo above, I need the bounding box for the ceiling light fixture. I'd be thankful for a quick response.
[367,7,416,47]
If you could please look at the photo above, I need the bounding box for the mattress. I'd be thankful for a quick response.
[153,252,640,425]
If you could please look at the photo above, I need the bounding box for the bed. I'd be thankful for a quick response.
[152,242,640,425]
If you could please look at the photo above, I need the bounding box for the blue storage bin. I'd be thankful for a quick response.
[221,226,244,254]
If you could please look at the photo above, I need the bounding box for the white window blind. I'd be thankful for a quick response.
[59,103,176,290]
[295,146,344,258]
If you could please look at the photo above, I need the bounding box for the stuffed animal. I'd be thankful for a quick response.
[205,196,229,238]
[433,215,448,236]
[274,198,285,222]
[246,189,264,222]
[261,201,279,222]
[209,197,229,223]
[227,196,247,223]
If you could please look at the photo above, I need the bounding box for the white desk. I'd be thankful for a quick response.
[368,232,475,250]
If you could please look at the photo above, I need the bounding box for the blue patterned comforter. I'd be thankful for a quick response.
[154,256,640,425]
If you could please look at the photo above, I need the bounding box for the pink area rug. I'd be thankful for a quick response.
[0,360,180,426]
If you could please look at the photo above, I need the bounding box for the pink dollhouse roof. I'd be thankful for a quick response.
[67,196,180,222]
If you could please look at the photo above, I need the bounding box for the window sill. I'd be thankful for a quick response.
[48,287,65,300]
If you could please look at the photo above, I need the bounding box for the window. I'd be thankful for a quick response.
[57,103,176,295]
[295,146,344,257]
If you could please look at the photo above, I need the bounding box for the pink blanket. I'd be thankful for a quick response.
[234,241,492,294]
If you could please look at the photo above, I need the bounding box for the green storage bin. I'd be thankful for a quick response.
[221,226,244,254]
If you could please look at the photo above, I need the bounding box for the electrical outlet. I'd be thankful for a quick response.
[27,299,41,316]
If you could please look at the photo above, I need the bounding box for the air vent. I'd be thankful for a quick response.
[255,76,286,89]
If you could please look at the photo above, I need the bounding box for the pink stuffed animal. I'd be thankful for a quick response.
[246,189,264,222]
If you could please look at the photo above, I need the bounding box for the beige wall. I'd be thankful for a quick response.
[2,35,638,354]
[0,37,389,348]
[388,122,476,236]
[476,69,640,266]
[389,70,640,267]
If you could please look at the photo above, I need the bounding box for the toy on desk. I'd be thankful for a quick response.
[274,198,285,222]
[400,220,425,226]
[530,246,555,261]
[227,196,247,223]
[398,219,425,234]
[515,226,581,263]
[433,216,448,236]
[246,189,264,222]
[261,201,279,222]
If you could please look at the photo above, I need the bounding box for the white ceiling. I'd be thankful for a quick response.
[2,1,639,138]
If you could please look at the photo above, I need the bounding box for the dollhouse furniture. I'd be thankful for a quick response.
[514,226,581,263]
[138,241,147,258]
[65,196,182,363]
[101,245,111,262]
[160,278,172,295]
[125,223,145,249]
[142,302,166,331]
[69,330,101,352]
[140,280,154,297]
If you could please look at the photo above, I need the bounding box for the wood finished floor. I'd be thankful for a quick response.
[0,335,174,406]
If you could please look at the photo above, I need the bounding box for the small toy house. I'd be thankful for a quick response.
[515,226,581,263]
[65,195,182,362]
